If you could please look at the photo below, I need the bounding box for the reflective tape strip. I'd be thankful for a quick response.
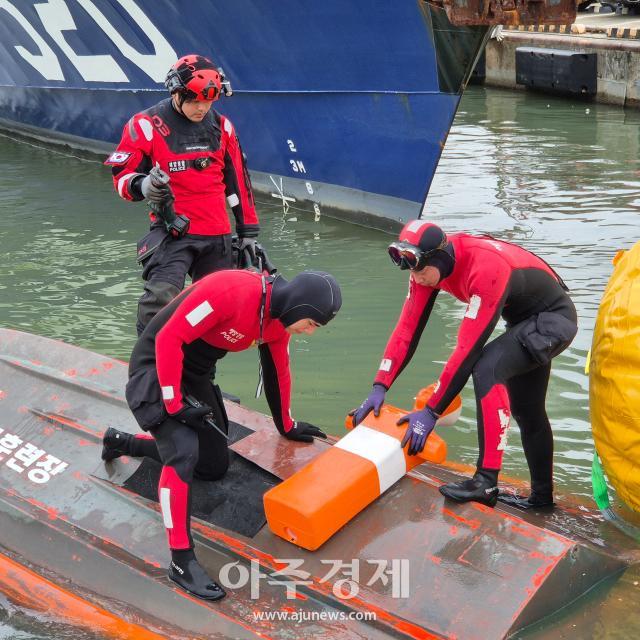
[465,294,481,319]
[117,172,137,197]
[185,301,213,326]
[335,426,406,493]
[379,358,392,372]
[160,488,173,528]
[497,408,511,451]
[227,193,240,208]
[161,386,174,400]
[139,118,153,141]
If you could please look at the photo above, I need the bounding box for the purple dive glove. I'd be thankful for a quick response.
[399,406,438,456]
[348,384,386,427]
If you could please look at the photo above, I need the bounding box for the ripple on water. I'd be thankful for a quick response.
[2,87,640,505]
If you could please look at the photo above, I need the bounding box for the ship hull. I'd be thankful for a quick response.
[0,0,488,229]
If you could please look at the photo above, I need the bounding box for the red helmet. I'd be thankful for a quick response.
[165,54,222,102]
[388,220,449,271]
[398,220,447,251]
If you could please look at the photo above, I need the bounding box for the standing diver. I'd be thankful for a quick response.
[350,220,577,509]
[102,269,341,600]
[105,54,260,335]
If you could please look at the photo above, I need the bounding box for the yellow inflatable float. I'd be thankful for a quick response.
[590,241,640,513]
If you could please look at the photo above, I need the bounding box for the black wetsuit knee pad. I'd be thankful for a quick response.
[152,419,200,483]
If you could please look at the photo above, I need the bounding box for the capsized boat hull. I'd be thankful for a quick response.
[0,328,632,639]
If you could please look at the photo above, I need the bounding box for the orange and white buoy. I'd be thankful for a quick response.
[413,382,461,426]
[264,385,462,550]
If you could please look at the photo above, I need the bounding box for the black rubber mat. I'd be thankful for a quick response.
[123,421,279,538]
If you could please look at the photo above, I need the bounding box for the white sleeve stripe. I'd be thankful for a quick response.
[185,301,214,327]
[117,172,138,197]
[161,385,175,400]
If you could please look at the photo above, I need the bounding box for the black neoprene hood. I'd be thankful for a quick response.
[270,271,342,327]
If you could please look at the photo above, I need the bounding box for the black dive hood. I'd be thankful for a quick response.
[425,242,455,282]
[270,271,342,327]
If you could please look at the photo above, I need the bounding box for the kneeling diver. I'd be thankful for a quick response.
[102,269,341,600]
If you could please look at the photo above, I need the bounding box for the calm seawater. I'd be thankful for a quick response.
[1,85,639,637]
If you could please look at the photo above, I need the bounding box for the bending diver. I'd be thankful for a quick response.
[350,220,577,509]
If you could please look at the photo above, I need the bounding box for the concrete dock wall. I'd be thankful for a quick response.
[486,30,640,107]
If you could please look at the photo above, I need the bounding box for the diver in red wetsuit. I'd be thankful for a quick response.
[350,220,577,509]
[104,54,259,335]
[102,269,341,600]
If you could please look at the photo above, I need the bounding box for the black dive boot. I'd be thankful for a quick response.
[439,469,499,507]
[498,492,555,510]
[169,549,226,601]
[101,427,134,461]
[498,480,554,510]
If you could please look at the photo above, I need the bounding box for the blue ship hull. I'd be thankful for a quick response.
[0,1,488,229]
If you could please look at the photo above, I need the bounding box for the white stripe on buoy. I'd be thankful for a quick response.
[335,426,406,493]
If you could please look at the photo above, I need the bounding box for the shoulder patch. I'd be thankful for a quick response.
[223,119,233,135]
[104,151,132,165]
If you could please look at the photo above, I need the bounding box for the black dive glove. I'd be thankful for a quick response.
[173,404,212,431]
[238,237,257,264]
[284,421,327,443]
[175,395,229,440]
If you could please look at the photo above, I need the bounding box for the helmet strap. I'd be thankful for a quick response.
[171,92,187,115]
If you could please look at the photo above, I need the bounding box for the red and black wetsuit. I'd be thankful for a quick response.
[105,98,259,334]
[375,234,577,487]
[125,269,294,549]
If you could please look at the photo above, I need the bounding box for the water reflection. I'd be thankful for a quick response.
[427,87,640,499]
[2,87,640,505]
